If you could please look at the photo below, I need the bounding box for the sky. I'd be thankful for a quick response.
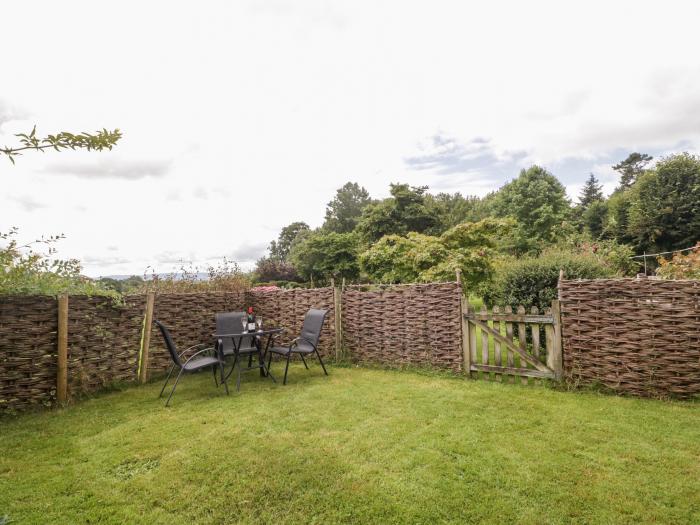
[2,0,700,276]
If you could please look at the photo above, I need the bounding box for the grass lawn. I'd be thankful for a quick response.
[1,365,699,524]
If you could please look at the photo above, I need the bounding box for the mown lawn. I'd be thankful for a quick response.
[1,365,699,524]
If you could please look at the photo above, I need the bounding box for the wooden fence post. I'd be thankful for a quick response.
[548,299,564,381]
[57,294,69,404]
[456,270,472,377]
[332,278,343,362]
[138,292,155,384]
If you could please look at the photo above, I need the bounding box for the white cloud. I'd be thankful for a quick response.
[1,0,700,275]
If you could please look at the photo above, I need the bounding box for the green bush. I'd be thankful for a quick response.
[482,250,614,309]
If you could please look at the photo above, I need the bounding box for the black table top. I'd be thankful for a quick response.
[213,327,284,338]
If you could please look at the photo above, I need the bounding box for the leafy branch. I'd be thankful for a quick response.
[1,126,122,164]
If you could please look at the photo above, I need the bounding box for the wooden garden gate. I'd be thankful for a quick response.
[461,302,563,383]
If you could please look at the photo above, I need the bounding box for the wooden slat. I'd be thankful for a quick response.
[470,363,555,379]
[469,318,551,373]
[456,270,471,377]
[531,306,541,363]
[480,306,489,379]
[544,305,555,380]
[465,313,554,324]
[505,306,515,383]
[517,306,528,385]
[493,306,502,382]
[469,310,477,370]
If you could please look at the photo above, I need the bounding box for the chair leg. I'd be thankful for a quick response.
[300,353,309,370]
[219,363,229,395]
[159,365,176,398]
[165,369,185,407]
[283,352,291,385]
[315,350,328,376]
[212,364,219,387]
[248,353,253,368]
[267,349,273,375]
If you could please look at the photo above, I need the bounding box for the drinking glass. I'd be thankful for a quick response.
[256,317,263,331]
[240,316,247,333]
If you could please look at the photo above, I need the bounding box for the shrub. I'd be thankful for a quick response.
[482,250,614,309]
[0,228,119,299]
[656,243,700,279]
[142,259,250,293]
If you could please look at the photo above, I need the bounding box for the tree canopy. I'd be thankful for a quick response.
[613,152,653,190]
[268,221,310,261]
[490,165,571,253]
[323,182,372,233]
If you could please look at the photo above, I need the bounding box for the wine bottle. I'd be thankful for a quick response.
[246,307,256,332]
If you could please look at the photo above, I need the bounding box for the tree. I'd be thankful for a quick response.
[322,182,372,233]
[289,231,360,282]
[268,221,310,261]
[1,126,121,164]
[578,173,603,209]
[582,200,607,239]
[359,218,513,288]
[613,152,652,190]
[424,192,487,234]
[627,153,700,253]
[355,183,438,243]
[490,165,571,253]
[253,257,302,282]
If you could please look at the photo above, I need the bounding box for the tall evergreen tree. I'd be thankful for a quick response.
[613,152,653,189]
[578,173,603,209]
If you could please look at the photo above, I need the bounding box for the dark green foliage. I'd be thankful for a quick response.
[613,152,653,190]
[253,257,302,282]
[490,165,572,253]
[483,250,614,309]
[582,199,607,239]
[424,192,487,234]
[578,173,603,209]
[359,218,513,287]
[289,231,360,282]
[268,221,310,261]
[356,184,438,243]
[627,153,700,253]
[97,276,145,294]
[323,182,372,233]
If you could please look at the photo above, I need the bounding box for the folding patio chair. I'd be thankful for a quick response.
[266,308,328,385]
[155,320,228,407]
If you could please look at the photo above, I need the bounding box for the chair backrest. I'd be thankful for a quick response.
[154,320,182,367]
[298,309,328,351]
[215,312,254,351]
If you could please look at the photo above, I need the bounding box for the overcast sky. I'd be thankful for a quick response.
[2,1,700,276]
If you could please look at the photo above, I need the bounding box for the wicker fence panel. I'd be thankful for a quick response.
[246,288,336,358]
[148,292,246,373]
[0,296,58,413]
[560,278,700,398]
[67,295,145,395]
[342,283,462,372]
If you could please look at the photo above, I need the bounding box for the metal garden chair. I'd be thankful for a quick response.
[266,308,329,385]
[155,320,228,407]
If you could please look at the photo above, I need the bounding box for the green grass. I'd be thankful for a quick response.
[1,365,699,524]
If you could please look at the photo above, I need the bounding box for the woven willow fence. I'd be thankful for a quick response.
[560,278,700,398]
[2,278,699,413]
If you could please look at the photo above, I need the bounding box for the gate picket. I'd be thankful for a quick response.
[493,306,502,382]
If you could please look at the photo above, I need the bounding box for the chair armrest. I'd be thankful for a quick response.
[182,347,220,366]
[284,337,316,351]
[178,342,212,359]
